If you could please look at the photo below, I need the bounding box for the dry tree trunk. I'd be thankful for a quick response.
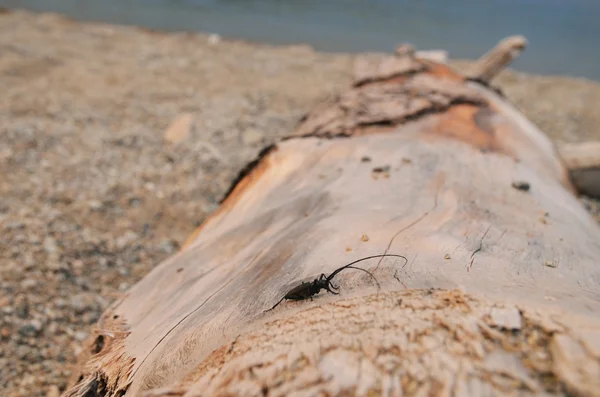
[64,38,600,397]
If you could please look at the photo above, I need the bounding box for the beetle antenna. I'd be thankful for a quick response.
[326,254,408,282]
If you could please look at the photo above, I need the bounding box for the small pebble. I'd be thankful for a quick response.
[1,326,11,338]
[54,298,68,309]
[71,259,84,270]
[2,306,14,315]
[88,200,103,211]
[361,234,369,242]
[17,345,32,359]
[544,260,557,268]
[43,237,58,254]
[20,279,38,289]
[47,323,59,335]
[74,331,89,342]
[19,320,43,337]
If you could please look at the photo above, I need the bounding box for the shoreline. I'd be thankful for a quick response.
[3,0,600,80]
[1,9,599,397]
[3,6,600,82]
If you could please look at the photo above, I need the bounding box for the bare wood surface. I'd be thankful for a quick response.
[468,35,528,83]
[64,47,600,397]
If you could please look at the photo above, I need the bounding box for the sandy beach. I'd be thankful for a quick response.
[1,9,599,397]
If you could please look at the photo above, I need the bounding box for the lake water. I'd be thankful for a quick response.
[3,0,600,80]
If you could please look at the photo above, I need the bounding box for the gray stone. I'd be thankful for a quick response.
[18,320,42,337]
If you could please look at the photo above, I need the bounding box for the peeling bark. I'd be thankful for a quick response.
[65,305,135,397]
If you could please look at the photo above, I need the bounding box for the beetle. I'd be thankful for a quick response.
[264,254,408,312]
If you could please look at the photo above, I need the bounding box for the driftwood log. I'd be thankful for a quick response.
[64,39,600,397]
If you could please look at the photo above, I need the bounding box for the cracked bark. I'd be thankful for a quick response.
[64,42,600,397]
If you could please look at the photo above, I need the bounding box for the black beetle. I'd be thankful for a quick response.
[264,254,407,312]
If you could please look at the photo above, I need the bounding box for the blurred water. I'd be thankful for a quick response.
[2,0,600,80]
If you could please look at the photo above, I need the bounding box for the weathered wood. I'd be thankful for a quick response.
[415,50,448,64]
[559,141,600,170]
[558,141,600,198]
[64,45,600,397]
[468,35,527,83]
[352,52,425,86]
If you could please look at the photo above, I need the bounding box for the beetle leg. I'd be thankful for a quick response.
[264,296,286,313]
[326,284,339,295]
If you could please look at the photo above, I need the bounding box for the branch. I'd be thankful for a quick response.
[558,141,600,198]
[468,35,527,83]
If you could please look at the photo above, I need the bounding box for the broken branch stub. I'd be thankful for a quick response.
[468,35,528,83]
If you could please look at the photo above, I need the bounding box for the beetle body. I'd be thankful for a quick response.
[284,281,320,300]
[283,274,338,301]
